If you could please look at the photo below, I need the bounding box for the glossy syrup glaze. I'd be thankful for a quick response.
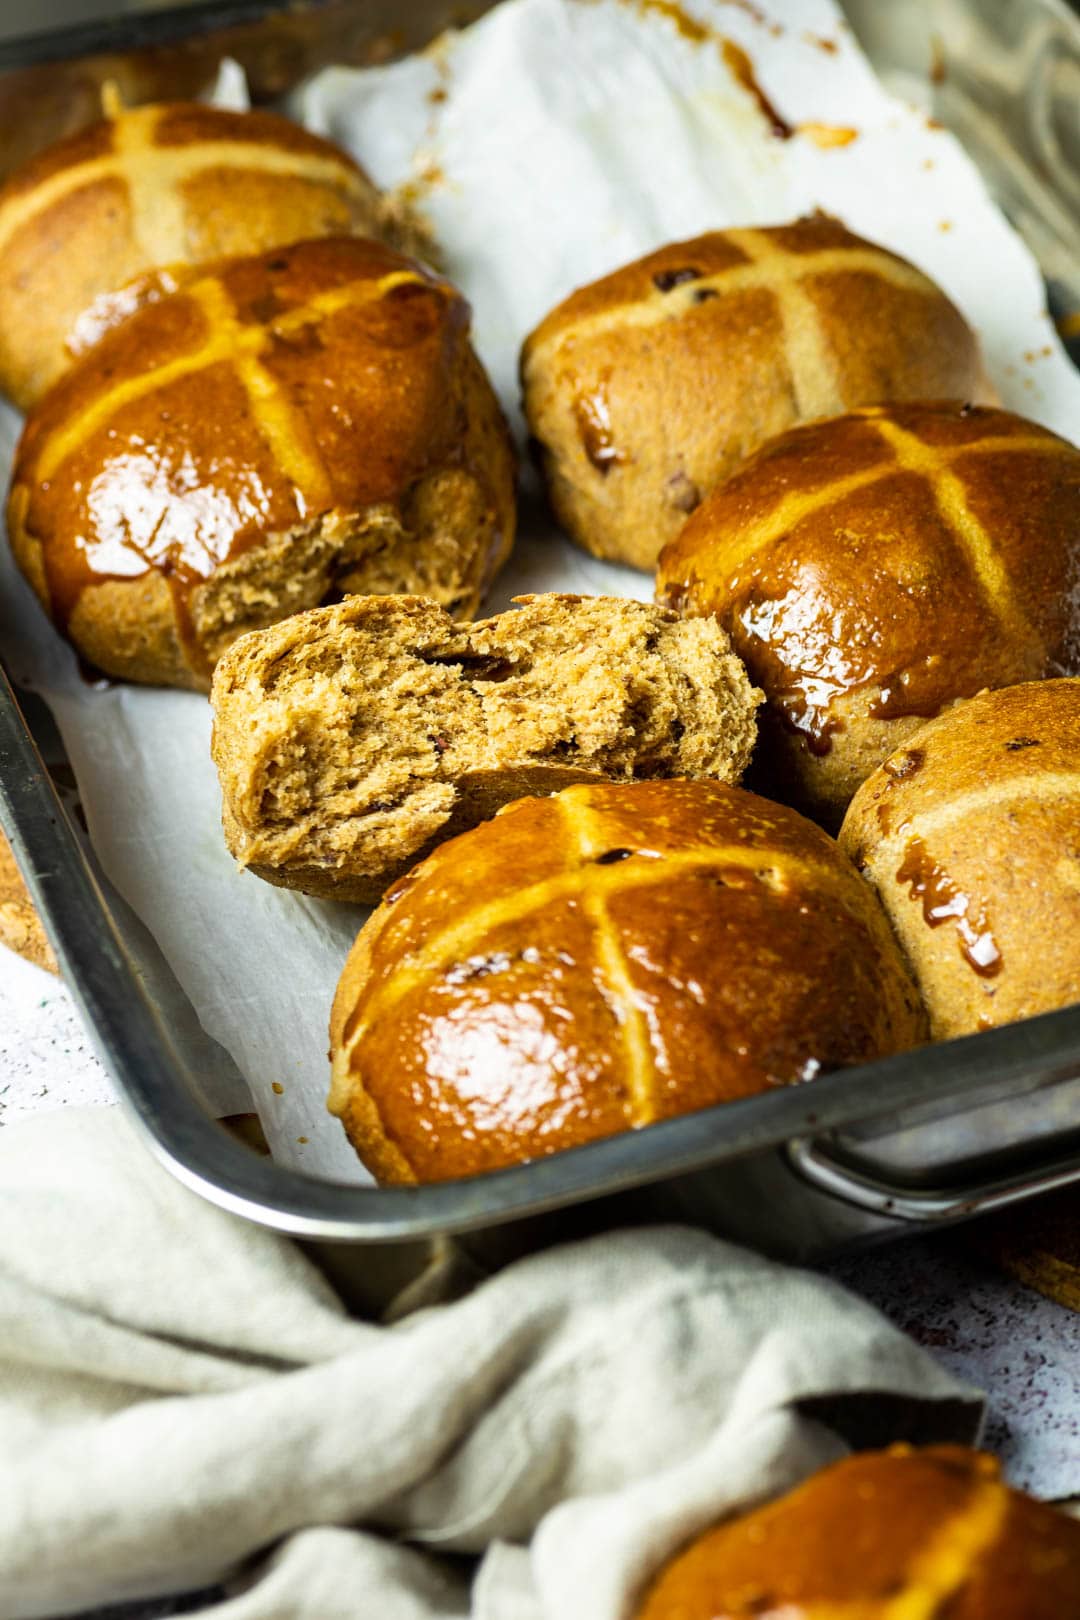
[10,237,481,654]
[573,381,624,473]
[330,779,926,1183]
[657,403,1080,755]
[896,834,1003,978]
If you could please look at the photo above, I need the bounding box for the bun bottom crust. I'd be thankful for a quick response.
[328,779,926,1184]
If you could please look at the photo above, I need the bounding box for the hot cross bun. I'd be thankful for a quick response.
[636,1446,1080,1620]
[7,236,516,688]
[520,217,991,571]
[657,401,1080,825]
[0,99,389,409]
[328,778,926,1183]
[840,680,1080,1038]
[211,593,760,905]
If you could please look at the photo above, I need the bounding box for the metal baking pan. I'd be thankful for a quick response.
[1,0,1079,1272]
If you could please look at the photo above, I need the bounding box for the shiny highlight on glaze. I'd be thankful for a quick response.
[329,779,926,1184]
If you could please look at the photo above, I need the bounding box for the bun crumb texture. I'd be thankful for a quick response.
[211,592,761,905]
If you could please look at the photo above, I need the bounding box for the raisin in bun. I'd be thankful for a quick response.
[636,1446,1080,1620]
[211,593,760,904]
[657,402,1080,827]
[839,681,1080,1039]
[7,236,516,689]
[328,778,926,1183]
[0,98,389,409]
[521,216,991,571]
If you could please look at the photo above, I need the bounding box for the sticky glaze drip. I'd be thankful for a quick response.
[870,671,953,723]
[732,596,856,755]
[896,835,1003,978]
[883,748,925,782]
[721,40,794,138]
[574,387,624,474]
[773,689,845,756]
[658,577,690,611]
[19,251,478,660]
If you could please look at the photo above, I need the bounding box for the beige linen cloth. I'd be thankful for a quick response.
[0,1108,982,1619]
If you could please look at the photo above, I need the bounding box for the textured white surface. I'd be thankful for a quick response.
[0,949,112,1123]
[831,1237,1080,1499]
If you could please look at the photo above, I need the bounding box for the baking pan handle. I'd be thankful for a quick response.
[787,1135,1080,1223]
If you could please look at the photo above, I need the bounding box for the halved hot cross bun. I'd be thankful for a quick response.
[211,592,760,904]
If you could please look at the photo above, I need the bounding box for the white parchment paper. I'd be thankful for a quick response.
[2,0,1080,1175]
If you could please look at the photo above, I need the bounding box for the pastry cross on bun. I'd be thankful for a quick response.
[211,592,760,905]
[840,679,1080,1038]
[328,778,926,1183]
[0,98,389,409]
[7,236,516,688]
[521,216,992,570]
[636,1445,1080,1619]
[657,401,1080,825]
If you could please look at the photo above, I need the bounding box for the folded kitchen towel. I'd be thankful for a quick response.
[0,1107,982,1620]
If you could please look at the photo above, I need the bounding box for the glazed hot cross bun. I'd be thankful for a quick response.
[840,680,1080,1038]
[0,98,390,409]
[8,236,516,688]
[658,401,1080,825]
[329,778,926,1183]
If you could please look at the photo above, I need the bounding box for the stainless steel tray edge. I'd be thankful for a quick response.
[4,656,1080,1257]
[1,0,1079,1259]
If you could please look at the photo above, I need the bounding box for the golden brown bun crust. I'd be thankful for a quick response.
[839,680,1080,1038]
[0,831,57,974]
[8,236,516,688]
[0,102,388,409]
[636,1445,1080,1620]
[210,592,760,905]
[657,401,1080,827]
[521,217,991,571]
[328,778,926,1184]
